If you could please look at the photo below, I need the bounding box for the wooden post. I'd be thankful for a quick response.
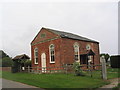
[66,64,68,74]
[28,66,30,73]
[37,66,38,73]
[19,65,21,72]
[101,56,107,80]
[88,60,92,77]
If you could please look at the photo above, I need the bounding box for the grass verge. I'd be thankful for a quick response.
[2,71,108,88]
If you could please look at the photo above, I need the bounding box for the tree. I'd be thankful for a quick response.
[24,60,31,67]
[1,57,13,67]
[100,53,110,62]
[0,50,13,67]
[0,50,9,58]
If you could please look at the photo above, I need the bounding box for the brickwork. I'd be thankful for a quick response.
[0,67,11,72]
[31,28,100,69]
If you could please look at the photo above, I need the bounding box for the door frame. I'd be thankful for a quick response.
[41,53,46,73]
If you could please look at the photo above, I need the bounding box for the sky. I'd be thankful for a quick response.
[0,0,119,58]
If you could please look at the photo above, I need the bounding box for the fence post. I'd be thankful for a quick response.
[37,66,38,73]
[28,66,30,73]
[65,64,68,74]
[88,60,92,77]
[101,56,107,80]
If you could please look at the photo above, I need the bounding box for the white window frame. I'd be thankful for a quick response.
[34,48,38,64]
[49,44,55,63]
[86,44,91,50]
[74,42,80,62]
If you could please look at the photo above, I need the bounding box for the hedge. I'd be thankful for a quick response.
[110,55,120,68]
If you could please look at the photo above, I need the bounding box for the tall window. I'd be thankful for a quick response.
[74,43,80,61]
[34,48,38,64]
[49,44,55,63]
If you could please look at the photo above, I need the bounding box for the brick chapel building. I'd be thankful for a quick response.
[31,27,100,70]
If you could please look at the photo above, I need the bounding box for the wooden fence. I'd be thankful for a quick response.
[20,64,102,74]
[20,63,107,80]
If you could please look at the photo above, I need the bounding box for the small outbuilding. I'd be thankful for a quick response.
[12,54,30,72]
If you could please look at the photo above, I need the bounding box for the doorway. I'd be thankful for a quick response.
[41,53,46,72]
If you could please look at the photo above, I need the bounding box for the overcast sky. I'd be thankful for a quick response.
[0,0,119,58]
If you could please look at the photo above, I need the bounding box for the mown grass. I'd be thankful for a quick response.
[2,68,119,88]
[2,71,108,88]
[107,68,120,79]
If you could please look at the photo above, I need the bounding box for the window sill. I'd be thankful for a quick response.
[50,62,55,64]
[34,63,38,65]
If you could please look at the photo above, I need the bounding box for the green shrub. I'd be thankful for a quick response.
[24,60,31,67]
[110,55,120,68]
[1,57,13,67]
[11,61,21,73]
[72,62,85,76]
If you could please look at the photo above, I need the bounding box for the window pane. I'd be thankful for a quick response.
[75,55,78,60]
[74,44,79,60]
[36,58,38,63]
[51,56,55,61]
[50,44,55,62]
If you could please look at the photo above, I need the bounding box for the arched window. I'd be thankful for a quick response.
[49,44,55,63]
[34,48,38,64]
[74,43,80,61]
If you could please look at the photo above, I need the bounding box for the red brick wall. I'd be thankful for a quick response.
[31,28,100,69]
[60,38,100,66]
[0,67,11,72]
[31,28,59,44]
[31,38,62,68]
[31,28,63,68]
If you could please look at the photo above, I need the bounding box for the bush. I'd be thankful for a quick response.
[110,55,120,68]
[72,62,85,76]
[11,61,21,73]
[24,60,31,67]
[1,57,13,67]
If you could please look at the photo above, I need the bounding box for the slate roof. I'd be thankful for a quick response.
[12,54,30,60]
[43,27,99,43]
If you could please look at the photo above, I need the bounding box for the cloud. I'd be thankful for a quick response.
[1,2,118,57]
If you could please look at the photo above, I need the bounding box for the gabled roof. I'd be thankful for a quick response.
[12,54,30,60]
[87,49,95,55]
[43,27,99,43]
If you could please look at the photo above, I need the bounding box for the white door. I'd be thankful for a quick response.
[41,53,46,72]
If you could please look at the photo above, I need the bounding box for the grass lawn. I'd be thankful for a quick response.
[107,68,120,79]
[2,71,108,88]
[2,68,119,88]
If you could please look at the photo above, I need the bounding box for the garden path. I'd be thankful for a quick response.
[97,78,119,89]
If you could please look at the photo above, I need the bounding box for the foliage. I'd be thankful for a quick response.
[2,71,108,88]
[0,57,13,67]
[100,53,110,62]
[0,50,9,59]
[11,61,21,73]
[110,55,120,68]
[72,62,85,76]
[0,50,13,67]
[24,60,31,67]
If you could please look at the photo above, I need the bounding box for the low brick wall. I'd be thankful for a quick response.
[0,67,11,72]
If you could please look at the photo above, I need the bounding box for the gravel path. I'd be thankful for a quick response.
[97,78,119,90]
